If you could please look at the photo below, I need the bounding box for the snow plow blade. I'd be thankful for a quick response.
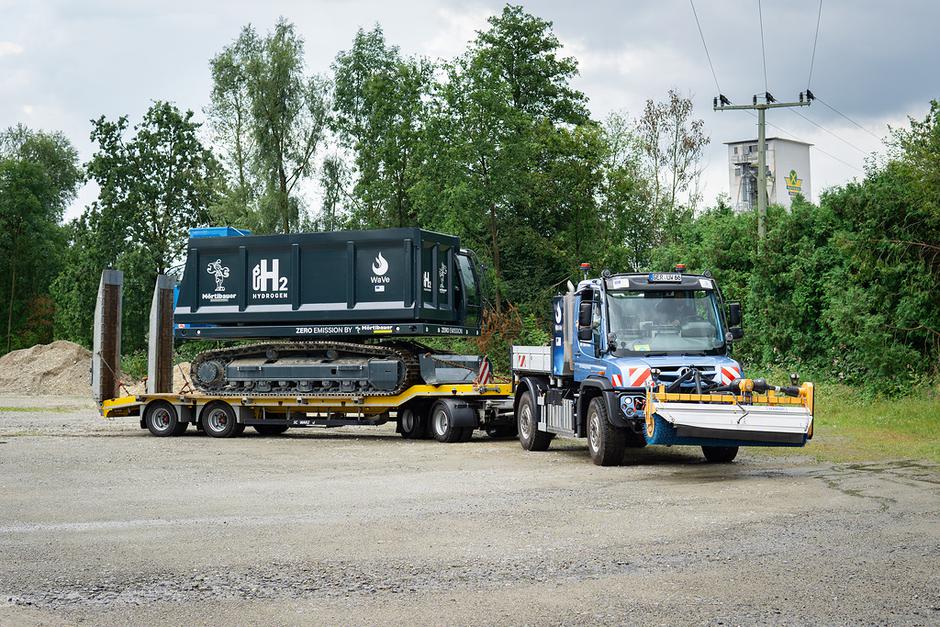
[643,382,814,448]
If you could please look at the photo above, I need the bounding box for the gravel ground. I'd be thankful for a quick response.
[0,395,938,625]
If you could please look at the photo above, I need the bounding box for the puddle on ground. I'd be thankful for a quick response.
[808,460,939,512]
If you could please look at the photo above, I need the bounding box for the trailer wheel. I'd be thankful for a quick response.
[253,424,289,436]
[702,445,739,463]
[429,401,463,443]
[399,405,427,439]
[201,402,240,438]
[145,401,183,437]
[587,397,626,466]
[517,391,553,452]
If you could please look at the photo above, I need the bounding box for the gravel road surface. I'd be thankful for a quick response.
[1,396,938,625]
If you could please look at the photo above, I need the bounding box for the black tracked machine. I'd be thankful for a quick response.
[174,227,484,396]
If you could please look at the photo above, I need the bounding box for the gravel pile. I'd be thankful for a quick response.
[0,340,92,396]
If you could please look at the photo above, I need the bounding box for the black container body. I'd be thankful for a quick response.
[175,228,482,335]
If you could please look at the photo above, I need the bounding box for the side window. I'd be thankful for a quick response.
[591,295,602,345]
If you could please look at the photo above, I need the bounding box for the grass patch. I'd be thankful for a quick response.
[0,405,80,413]
[753,383,940,464]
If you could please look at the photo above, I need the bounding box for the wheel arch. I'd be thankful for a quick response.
[577,377,620,434]
[514,376,549,422]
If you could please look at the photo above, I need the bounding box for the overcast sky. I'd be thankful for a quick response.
[1,0,937,222]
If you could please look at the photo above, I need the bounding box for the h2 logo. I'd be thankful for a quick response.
[252,259,287,292]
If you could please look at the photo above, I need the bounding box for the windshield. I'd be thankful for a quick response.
[607,289,725,355]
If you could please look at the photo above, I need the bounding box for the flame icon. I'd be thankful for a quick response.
[372,252,389,276]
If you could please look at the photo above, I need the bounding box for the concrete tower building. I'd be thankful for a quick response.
[726,137,812,212]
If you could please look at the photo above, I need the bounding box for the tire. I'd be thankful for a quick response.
[429,401,464,443]
[587,396,626,466]
[399,405,427,439]
[145,401,182,437]
[201,402,240,438]
[253,424,289,436]
[172,421,189,436]
[485,424,518,439]
[516,391,553,452]
[702,445,739,463]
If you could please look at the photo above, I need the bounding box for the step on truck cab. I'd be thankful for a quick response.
[511,264,814,466]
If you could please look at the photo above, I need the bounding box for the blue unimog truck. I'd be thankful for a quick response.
[511,264,814,465]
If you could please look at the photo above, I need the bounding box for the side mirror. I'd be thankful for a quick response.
[729,327,744,341]
[727,302,742,327]
[577,299,593,342]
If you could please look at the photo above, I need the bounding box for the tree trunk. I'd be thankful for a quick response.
[488,202,502,314]
[6,265,15,353]
[279,164,290,233]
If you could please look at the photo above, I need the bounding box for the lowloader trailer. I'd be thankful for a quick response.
[510,264,815,465]
[93,227,516,442]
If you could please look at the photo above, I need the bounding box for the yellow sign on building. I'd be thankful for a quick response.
[785,169,803,196]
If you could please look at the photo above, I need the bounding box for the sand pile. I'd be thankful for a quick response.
[0,341,193,397]
[0,340,93,396]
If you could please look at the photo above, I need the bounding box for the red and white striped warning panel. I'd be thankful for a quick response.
[475,357,492,385]
[718,365,741,385]
[611,366,651,387]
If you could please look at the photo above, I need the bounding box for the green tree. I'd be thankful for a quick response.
[597,111,655,271]
[209,19,329,233]
[636,90,709,238]
[332,26,432,228]
[0,126,81,352]
[414,5,596,313]
[52,102,221,351]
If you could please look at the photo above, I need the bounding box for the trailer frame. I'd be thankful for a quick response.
[102,382,516,440]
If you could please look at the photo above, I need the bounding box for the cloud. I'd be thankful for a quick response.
[419,5,494,60]
[22,104,33,115]
[0,41,24,57]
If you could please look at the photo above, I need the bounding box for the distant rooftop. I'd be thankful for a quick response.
[724,137,813,147]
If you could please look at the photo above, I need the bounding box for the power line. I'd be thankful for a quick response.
[750,111,865,173]
[807,0,823,87]
[758,0,769,93]
[788,107,870,154]
[814,96,883,140]
[689,0,722,95]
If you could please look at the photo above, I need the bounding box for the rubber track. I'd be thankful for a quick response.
[189,341,421,398]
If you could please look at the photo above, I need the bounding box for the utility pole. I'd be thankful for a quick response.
[714,91,813,239]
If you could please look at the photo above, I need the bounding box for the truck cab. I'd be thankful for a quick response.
[570,266,742,392]
[512,265,813,466]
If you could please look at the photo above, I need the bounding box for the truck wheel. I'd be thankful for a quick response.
[145,401,182,437]
[201,402,240,438]
[429,401,463,443]
[254,424,289,436]
[702,445,739,463]
[399,405,427,439]
[587,397,626,466]
[517,391,553,452]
